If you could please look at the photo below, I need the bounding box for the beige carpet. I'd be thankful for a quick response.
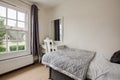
[0,64,49,80]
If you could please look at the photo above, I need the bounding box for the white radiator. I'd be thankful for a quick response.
[0,55,33,75]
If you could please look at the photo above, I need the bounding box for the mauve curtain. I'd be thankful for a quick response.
[31,4,41,62]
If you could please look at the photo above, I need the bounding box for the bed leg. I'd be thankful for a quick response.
[49,67,52,79]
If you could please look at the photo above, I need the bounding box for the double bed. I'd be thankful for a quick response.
[42,47,120,80]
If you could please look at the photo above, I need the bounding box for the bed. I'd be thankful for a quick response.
[42,48,120,80]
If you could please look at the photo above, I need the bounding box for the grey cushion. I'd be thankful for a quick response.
[110,50,120,64]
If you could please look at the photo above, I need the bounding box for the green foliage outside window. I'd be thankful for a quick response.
[0,18,6,52]
[9,45,17,51]
[18,45,25,50]
[10,45,25,51]
[0,18,5,28]
[0,18,6,41]
[0,46,6,52]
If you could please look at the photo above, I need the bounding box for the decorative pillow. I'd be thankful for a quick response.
[110,50,120,64]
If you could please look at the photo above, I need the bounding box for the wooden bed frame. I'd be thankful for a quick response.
[49,67,91,80]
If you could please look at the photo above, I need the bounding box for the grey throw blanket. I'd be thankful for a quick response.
[42,48,95,80]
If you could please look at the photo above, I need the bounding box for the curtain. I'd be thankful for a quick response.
[31,4,41,62]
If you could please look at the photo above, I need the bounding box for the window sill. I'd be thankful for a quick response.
[0,50,31,61]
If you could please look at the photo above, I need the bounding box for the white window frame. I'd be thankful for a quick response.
[0,2,30,55]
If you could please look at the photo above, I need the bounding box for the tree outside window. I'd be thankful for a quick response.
[0,18,6,52]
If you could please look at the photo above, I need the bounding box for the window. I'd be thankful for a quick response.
[0,5,28,53]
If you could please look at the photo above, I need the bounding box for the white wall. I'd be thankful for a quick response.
[50,0,120,59]
[38,7,50,43]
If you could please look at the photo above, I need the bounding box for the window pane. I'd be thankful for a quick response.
[0,6,6,17]
[8,19,16,27]
[8,42,17,51]
[18,22,25,28]
[7,30,17,41]
[0,29,6,42]
[18,12,25,21]
[0,41,7,53]
[8,8,16,19]
[0,17,6,28]
[18,41,25,51]
[18,31,26,41]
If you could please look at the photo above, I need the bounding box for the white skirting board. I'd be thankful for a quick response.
[0,55,33,75]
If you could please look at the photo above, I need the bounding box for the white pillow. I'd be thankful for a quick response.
[102,53,113,61]
[87,53,110,80]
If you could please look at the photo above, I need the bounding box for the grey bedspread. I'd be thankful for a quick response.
[42,48,95,80]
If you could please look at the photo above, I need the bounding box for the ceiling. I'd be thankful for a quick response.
[27,0,65,8]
